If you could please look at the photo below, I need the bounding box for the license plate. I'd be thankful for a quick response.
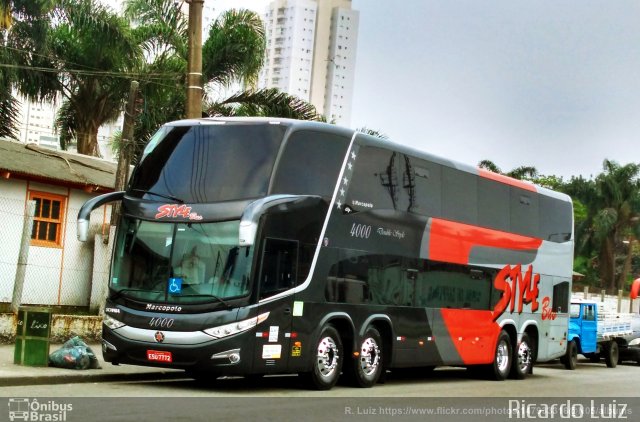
[147,350,172,363]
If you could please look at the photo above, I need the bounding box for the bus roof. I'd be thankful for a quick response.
[163,117,571,203]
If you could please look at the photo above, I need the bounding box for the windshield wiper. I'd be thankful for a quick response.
[130,189,184,203]
[181,293,231,309]
[110,288,154,299]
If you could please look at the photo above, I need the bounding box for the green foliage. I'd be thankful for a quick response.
[478,160,537,181]
[203,8,265,87]
[207,88,322,121]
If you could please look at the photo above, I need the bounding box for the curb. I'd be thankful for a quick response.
[0,370,187,387]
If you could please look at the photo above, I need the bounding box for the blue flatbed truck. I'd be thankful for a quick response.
[562,300,633,369]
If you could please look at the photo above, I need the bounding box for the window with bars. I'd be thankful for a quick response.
[29,191,66,247]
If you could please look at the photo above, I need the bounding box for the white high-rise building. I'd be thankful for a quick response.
[259,0,359,126]
[15,92,61,148]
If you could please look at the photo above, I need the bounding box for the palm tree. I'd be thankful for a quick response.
[3,0,141,156]
[0,0,55,140]
[478,160,538,180]
[589,160,640,292]
[206,88,321,120]
[123,0,323,162]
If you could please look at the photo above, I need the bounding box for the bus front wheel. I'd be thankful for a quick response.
[486,330,512,381]
[348,326,383,388]
[304,325,343,390]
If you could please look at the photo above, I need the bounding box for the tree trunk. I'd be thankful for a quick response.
[76,122,101,157]
[599,236,616,294]
[617,241,633,292]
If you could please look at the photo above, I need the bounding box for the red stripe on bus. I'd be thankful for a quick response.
[478,169,537,192]
[428,219,543,265]
[439,309,501,364]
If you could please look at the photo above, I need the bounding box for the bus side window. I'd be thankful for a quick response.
[259,238,298,299]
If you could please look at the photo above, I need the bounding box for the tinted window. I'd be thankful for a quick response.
[407,157,442,217]
[129,124,285,203]
[442,167,478,224]
[347,146,398,210]
[510,187,539,237]
[478,178,510,232]
[325,250,494,310]
[259,238,298,299]
[552,281,570,313]
[270,130,350,198]
[260,202,327,284]
[540,196,572,242]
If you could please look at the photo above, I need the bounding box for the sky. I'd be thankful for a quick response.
[217,1,640,179]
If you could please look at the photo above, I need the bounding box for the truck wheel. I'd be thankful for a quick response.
[303,325,343,390]
[510,333,533,379]
[563,340,578,370]
[346,326,384,388]
[485,330,512,380]
[604,342,619,368]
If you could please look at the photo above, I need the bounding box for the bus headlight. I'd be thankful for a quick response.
[203,312,269,339]
[104,314,125,330]
[629,338,640,347]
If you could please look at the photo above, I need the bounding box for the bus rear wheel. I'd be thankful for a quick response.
[485,330,512,381]
[510,333,533,379]
[347,327,383,388]
[304,325,343,390]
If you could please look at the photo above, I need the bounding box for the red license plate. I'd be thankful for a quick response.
[147,350,173,363]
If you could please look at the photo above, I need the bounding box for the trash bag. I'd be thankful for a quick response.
[48,336,101,370]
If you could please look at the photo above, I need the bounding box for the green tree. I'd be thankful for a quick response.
[478,160,538,180]
[3,0,141,156]
[572,161,640,292]
[0,0,55,140]
[124,0,322,161]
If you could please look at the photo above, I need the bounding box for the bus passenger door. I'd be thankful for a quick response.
[253,238,298,374]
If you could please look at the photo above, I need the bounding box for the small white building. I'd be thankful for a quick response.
[0,138,116,313]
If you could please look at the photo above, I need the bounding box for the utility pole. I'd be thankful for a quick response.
[110,80,139,227]
[186,0,204,119]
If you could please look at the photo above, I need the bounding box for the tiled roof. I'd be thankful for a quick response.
[0,138,116,189]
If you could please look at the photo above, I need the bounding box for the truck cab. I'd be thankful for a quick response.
[562,300,632,369]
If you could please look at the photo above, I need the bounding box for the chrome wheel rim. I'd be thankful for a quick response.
[316,336,339,378]
[496,340,510,373]
[359,337,381,377]
[517,341,531,373]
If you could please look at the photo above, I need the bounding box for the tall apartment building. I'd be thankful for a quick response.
[259,0,359,126]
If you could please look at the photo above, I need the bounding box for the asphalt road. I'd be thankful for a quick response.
[2,360,639,421]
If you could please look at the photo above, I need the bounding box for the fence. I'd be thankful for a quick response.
[0,195,112,312]
[572,286,640,314]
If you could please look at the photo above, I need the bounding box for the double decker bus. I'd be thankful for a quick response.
[78,118,573,389]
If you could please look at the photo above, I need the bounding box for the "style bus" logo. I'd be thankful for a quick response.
[492,264,540,321]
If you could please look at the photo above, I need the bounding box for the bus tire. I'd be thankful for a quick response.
[304,325,343,390]
[486,330,512,381]
[562,340,578,370]
[605,342,619,368]
[349,326,383,388]
[510,333,534,379]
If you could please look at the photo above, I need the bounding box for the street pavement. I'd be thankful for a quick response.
[0,343,183,387]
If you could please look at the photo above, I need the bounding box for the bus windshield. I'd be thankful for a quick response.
[129,124,284,203]
[110,217,252,304]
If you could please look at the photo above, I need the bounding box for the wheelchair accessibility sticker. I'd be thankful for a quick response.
[168,277,183,294]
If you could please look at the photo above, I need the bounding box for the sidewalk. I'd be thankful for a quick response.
[0,343,184,387]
